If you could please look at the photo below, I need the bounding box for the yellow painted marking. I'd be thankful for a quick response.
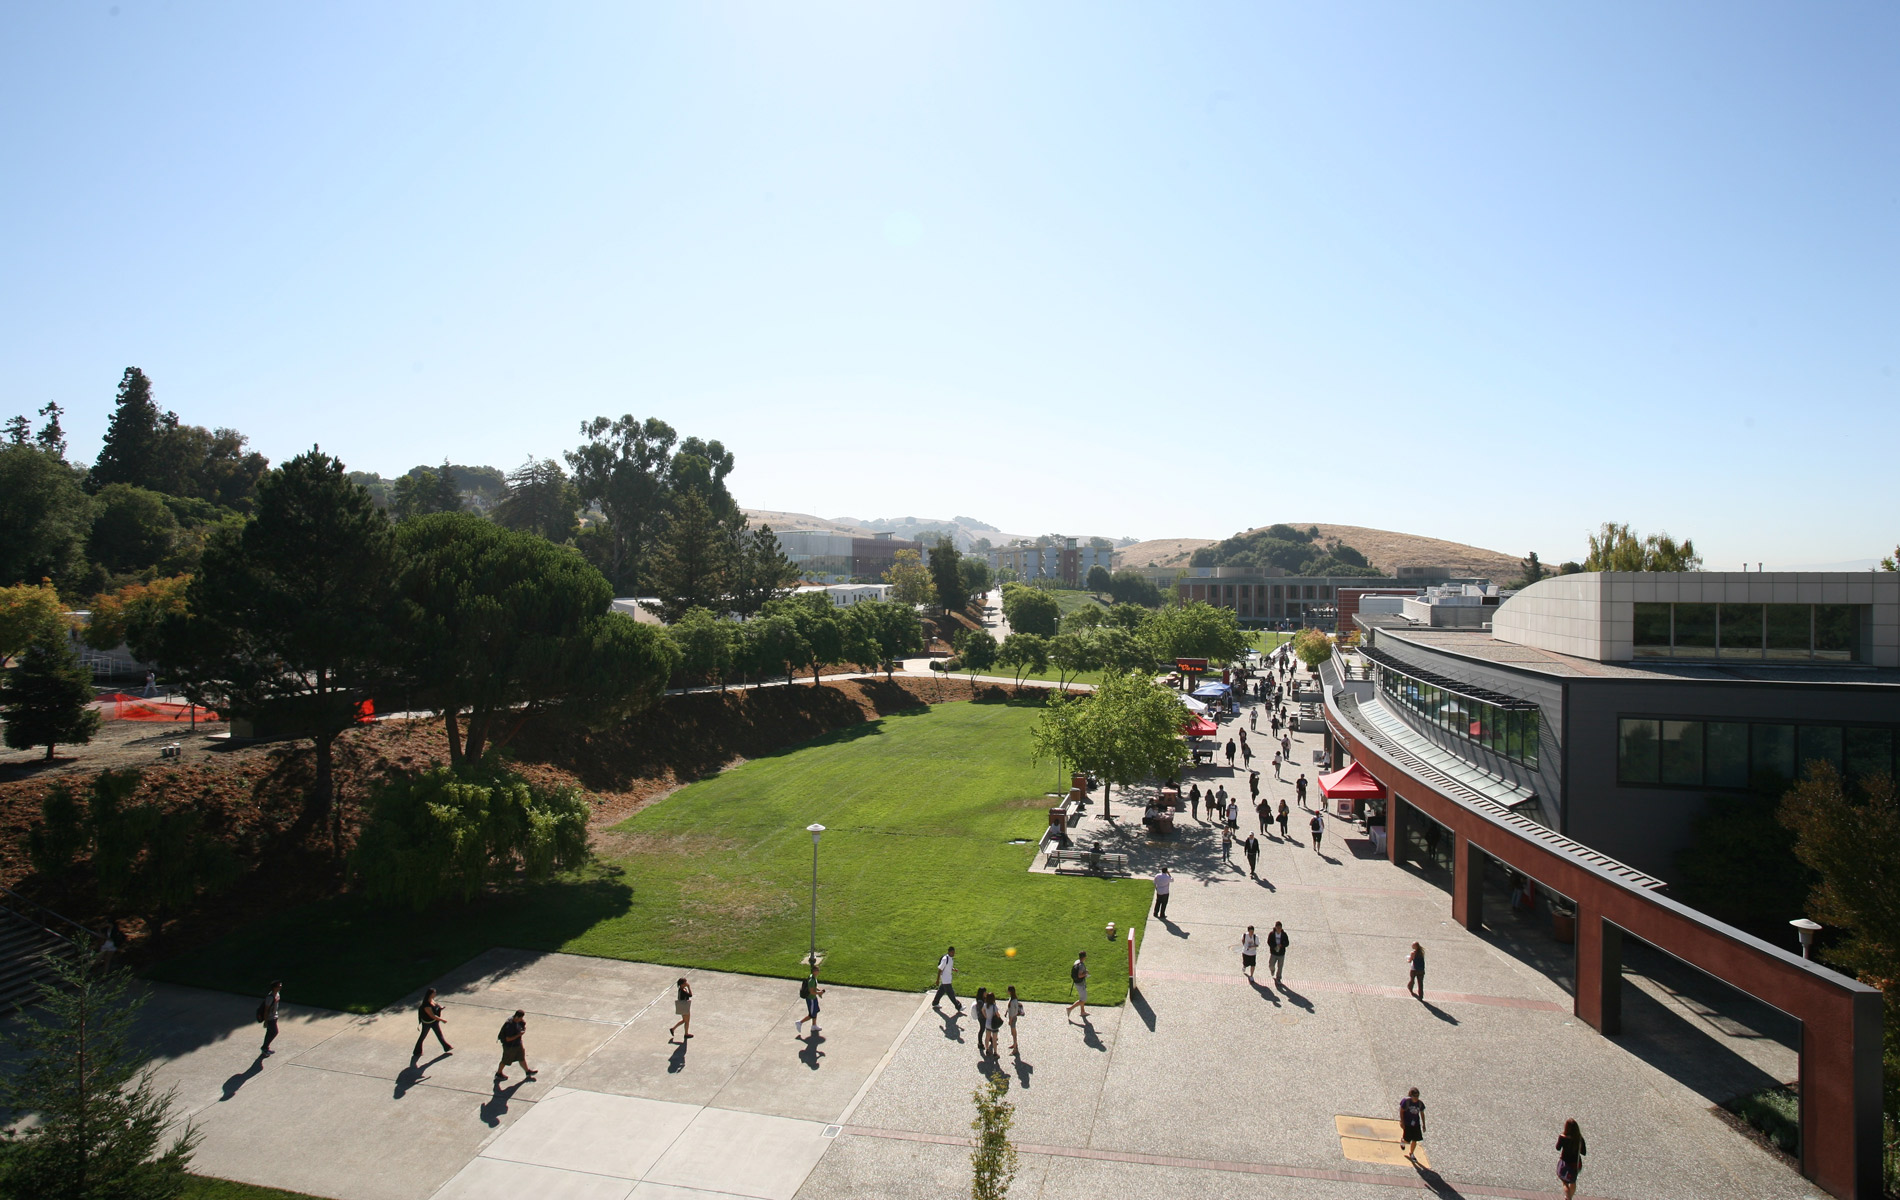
[1335,1115,1429,1168]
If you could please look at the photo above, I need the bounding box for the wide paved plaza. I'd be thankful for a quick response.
[117,696,1822,1200]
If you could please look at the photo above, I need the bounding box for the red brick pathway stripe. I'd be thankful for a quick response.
[840,1123,1577,1198]
[1137,969,1568,1012]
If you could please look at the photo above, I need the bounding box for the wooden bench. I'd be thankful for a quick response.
[1047,848,1130,874]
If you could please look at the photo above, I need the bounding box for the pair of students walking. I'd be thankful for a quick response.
[1239,921,1288,983]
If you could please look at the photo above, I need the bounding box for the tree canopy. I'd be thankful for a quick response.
[0,443,91,588]
[1139,599,1248,663]
[883,548,935,608]
[1583,522,1701,572]
[0,636,102,761]
[1189,524,1381,577]
[0,583,69,669]
[928,536,968,614]
[491,459,580,542]
[1033,671,1188,817]
[1000,584,1059,636]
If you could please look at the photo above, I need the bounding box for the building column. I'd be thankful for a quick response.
[1452,834,1485,933]
[1575,915,1623,1035]
[1385,797,1405,865]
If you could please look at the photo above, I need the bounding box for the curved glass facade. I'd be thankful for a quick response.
[1377,661,1539,768]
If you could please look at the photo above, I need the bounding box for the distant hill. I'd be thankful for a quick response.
[740,509,1134,554]
[1116,523,1523,580]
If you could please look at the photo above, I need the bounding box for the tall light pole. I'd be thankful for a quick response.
[806,824,825,967]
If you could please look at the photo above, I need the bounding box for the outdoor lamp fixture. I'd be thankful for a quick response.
[1790,918,1821,959]
[807,824,826,967]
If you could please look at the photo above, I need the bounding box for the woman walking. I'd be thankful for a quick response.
[1005,986,1025,1056]
[668,977,694,1041]
[413,987,452,1059]
[1556,1118,1587,1198]
[1277,798,1291,840]
[1398,1087,1426,1162]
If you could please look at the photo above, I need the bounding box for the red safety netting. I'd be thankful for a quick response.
[95,693,220,722]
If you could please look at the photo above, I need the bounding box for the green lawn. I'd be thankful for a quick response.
[151,701,1149,1010]
[1245,631,1294,653]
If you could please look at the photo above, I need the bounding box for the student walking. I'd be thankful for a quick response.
[668,977,694,1040]
[1225,740,1236,766]
[1266,921,1289,983]
[413,987,452,1058]
[1248,770,1261,805]
[1240,742,1253,768]
[494,1009,536,1083]
[1066,952,1089,1021]
[1556,1118,1587,1198]
[1240,925,1260,980]
[933,947,963,1013]
[1152,867,1173,918]
[258,981,283,1057]
[972,989,996,1058]
[1295,774,1309,807]
[1188,784,1201,821]
[1406,942,1426,999]
[1250,709,1258,731]
[1255,797,1271,835]
[1243,832,1260,878]
[1005,986,1025,1056]
[1277,798,1291,840]
[1226,798,1240,830]
[795,962,824,1037]
[1221,825,1233,861]
[1310,811,1324,855]
[983,990,1004,1057]
[1398,1088,1426,1161]
[1272,751,1282,780]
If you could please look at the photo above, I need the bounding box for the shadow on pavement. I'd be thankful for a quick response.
[219,1056,264,1101]
[1128,987,1156,1030]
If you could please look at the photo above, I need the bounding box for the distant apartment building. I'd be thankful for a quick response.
[777,530,922,582]
[1159,565,1478,628]
[793,583,895,608]
[988,537,1112,588]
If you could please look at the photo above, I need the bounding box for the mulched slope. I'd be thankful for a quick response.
[0,675,1028,964]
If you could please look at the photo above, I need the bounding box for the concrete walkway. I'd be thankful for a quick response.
[128,656,1821,1199]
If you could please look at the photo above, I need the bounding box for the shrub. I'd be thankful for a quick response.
[352,767,590,910]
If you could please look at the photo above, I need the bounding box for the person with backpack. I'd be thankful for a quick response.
[413,987,452,1059]
[1296,774,1309,807]
[794,961,824,1037]
[1240,925,1260,981]
[257,981,282,1057]
[1310,810,1325,855]
[494,1009,535,1083]
[1398,1087,1426,1162]
[1065,952,1089,1021]
[1266,921,1289,983]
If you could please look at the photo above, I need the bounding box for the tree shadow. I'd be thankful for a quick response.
[219,1056,264,1101]
[1128,986,1156,1031]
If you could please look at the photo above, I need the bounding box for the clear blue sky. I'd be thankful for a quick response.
[3,2,1895,568]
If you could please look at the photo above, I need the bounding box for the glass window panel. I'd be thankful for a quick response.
[1523,709,1539,768]
[1674,604,1717,657]
[1659,721,1704,786]
[1633,603,1673,658]
[1764,605,1813,661]
[1815,605,1861,661]
[1706,722,1750,788]
[1619,718,1659,784]
[1845,728,1893,782]
[1506,711,1524,760]
[1752,724,1796,781]
[1797,725,1843,777]
[1718,604,1764,659]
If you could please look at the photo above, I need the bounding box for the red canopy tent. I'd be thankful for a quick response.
[1180,716,1218,738]
[1317,761,1385,799]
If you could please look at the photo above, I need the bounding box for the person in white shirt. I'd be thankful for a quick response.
[1241,925,1261,981]
[1005,986,1025,1056]
[932,947,962,1014]
[1066,952,1090,1021]
[1152,868,1173,919]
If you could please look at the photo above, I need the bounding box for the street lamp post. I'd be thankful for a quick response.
[1790,917,1821,959]
[806,824,826,967]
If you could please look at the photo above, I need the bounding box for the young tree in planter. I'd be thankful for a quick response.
[0,946,198,1199]
[969,1073,1019,1200]
[1293,627,1333,672]
[0,636,102,761]
[154,450,397,827]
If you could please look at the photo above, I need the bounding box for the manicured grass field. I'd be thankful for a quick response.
[151,701,1150,1011]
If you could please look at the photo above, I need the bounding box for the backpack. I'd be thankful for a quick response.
[497,1020,515,1044]
[798,977,812,1000]
[1070,960,1084,984]
[254,1000,269,1024]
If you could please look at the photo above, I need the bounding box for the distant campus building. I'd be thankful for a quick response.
[776,530,922,583]
[986,537,1112,588]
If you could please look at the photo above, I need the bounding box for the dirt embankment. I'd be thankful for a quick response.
[0,676,1029,964]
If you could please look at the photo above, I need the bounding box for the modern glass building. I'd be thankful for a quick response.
[1332,571,1900,880]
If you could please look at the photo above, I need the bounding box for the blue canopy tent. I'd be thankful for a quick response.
[1191,682,1231,700]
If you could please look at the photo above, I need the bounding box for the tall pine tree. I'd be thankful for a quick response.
[0,636,101,761]
[649,492,736,623]
[90,369,168,491]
